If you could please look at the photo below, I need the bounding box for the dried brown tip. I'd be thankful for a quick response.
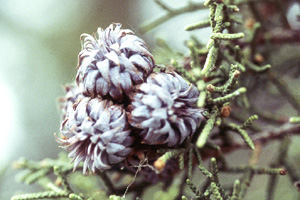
[206,84,215,93]
[254,53,264,64]
[233,70,241,79]
[221,105,232,118]
[154,157,166,172]
[279,168,287,175]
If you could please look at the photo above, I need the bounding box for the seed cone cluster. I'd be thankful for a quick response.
[57,23,204,174]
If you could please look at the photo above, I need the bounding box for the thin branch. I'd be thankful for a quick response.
[140,2,206,34]
[200,124,300,160]
[232,124,300,148]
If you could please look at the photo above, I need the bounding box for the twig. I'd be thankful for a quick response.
[140,2,206,34]
[224,124,300,149]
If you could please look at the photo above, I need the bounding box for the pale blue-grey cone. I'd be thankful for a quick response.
[76,23,155,101]
[59,82,84,124]
[57,97,134,174]
[128,72,205,147]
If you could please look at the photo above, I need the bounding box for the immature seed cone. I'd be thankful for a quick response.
[76,23,154,101]
[128,72,204,147]
[57,97,134,174]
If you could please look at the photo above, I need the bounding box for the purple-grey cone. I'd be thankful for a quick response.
[128,72,204,147]
[76,23,155,101]
[59,82,84,124]
[57,97,134,174]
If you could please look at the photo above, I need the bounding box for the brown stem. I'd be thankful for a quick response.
[201,123,300,160]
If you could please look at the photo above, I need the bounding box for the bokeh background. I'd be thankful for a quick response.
[0,0,210,198]
[0,0,299,199]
